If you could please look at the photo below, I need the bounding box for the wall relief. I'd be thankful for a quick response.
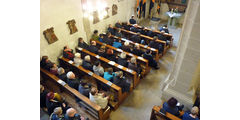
[43,27,58,44]
[112,4,118,16]
[66,19,78,34]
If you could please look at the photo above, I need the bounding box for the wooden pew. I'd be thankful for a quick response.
[110,35,160,61]
[75,47,139,89]
[128,23,174,47]
[40,68,111,120]
[94,40,150,75]
[112,27,168,54]
[59,56,126,110]
[150,103,184,120]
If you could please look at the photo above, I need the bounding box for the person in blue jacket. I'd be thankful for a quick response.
[103,68,116,82]
[182,106,200,120]
[112,38,122,48]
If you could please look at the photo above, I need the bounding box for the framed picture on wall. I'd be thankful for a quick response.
[112,4,118,16]
[66,19,78,34]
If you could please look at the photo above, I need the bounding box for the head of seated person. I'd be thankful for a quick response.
[106,48,114,55]
[120,52,126,59]
[106,32,111,38]
[91,41,96,46]
[130,57,137,65]
[183,106,199,120]
[98,45,106,52]
[109,24,112,28]
[63,45,72,52]
[50,63,58,75]
[78,37,84,43]
[66,71,76,80]
[84,55,91,62]
[163,97,180,116]
[65,108,82,120]
[51,107,63,119]
[93,30,98,36]
[145,50,152,55]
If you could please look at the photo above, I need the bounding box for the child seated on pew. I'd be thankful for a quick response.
[89,87,109,109]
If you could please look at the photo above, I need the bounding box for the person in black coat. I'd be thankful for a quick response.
[115,29,123,38]
[122,41,131,53]
[132,44,144,56]
[140,27,148,36]
[143,50,159,69]
[148,36,163,54]
[131,33,142,43]
[57,67,68,82]
[63,46,74,60]
[40,56,53,71]
[78,81,91,98]
[128,57,142,74]
[40,85,48,110]
[106,48,117,62]
[113,71,130,93]
[163,25,169,33]
[82,55,93,71]
[117,52,128,67]
[66,71,81,90]
[78,37,89,50]
[46,92,68,115]
[107,24,115,35]
[98,45,107,58]
[115,21,122,28]
[122,22,131,31]
[129,15,136,24]
[103,32,114,45]
[88,41,99,54]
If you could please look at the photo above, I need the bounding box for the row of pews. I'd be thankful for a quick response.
[41,23,174,120]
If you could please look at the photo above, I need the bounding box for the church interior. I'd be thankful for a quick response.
[40,0,200,120]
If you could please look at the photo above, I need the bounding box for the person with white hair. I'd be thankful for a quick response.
[82,55,93,71]
[66,71,80,90]
[57,67,67,82]
[74,53,83,67]
[122,41,131,52]
[129,15,136,24]
[182,106,199,120]
[117,52,128,67]
[64,107,87,120]
[50,107,64,120]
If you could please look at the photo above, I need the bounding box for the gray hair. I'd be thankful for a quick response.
[120,52,126,59]
[130,57,136,63]
[84,55,91,61]
[57,67,65,75]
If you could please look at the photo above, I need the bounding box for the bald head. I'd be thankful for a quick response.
[66,108,77,117]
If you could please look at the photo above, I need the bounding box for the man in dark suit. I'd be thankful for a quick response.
[88,41,98,54]
[103,32,113,45]
[82,55,93,71]
[143,50,159,69]
[132,44,144,56]
[129,15,136,24]
[107,24,115,35]
[149,36,163,54]
[131,32,142,43]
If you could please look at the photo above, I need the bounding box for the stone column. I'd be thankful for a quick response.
[161,0,200,110]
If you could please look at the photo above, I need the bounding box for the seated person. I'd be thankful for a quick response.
[40,85,48,111]
[99,34,104,42]
[130,32,142,43]
[40,56,53,71]
[113,71,130,93]
[132,44,144,56]
[140,27,148,36]
[162,24,169,33]
[89,41,99,54]
[93,61,104,76]
[117,52,128,67]
[103,68,116,82]
[74,53,83,67]
[98,45,107,58]
[50,107,64,120]
[129,15,136,24]
[82,55,93,71]
[115,29,123,38]
[57,67,68,82]
[63,45,74,60]
[148,36,163,53]
[107,24,115,35]
[146,30,155,37]
[50,63,58,75]
[103,32,113,45]
[143,50,159,69]
[182,106,199,120]
[78,37,89,50]
[91,30,99,41]
[64,108,87,120]
[46,92,68,115]
[122,22,131,30]
[66,71,80,90]
[163,97,182,116]
[89,87,109,109]
[78,81,92,98]
[106,48,117,62]
[157,32,168,41]
[122,41,131,52]
[112,38,122,49]
[130,24,139,33]
[115,20,122,28]
[128,57,141,74]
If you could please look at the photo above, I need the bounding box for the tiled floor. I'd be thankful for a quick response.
[108,19,182,120]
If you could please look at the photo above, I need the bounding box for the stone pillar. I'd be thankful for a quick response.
[161,0,200,110]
